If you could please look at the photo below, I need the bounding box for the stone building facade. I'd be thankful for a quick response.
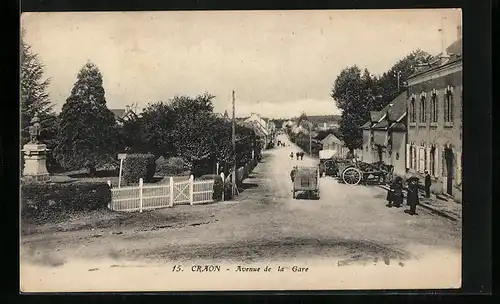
[406,36,462,202]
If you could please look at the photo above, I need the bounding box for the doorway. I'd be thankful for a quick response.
[444,147,454,195]
[377,145,383,163]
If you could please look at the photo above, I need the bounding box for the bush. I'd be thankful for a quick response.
[199,174,224,201]
[21,180,111,220]
[155,156,187,176]
[122,153,156,184]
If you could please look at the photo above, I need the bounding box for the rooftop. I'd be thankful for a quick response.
[408,37,462,80]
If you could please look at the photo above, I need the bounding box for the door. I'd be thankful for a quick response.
[377,146,383,163]
[445,148,454,195]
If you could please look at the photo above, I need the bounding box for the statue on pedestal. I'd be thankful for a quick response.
[22,114,50,182]
[28,115,41,144]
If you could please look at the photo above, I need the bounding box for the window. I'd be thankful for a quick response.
[445,87,454,122]
[419,95,426,123]
[431,93,438,123]
[410,97,416,123]
[430,146,435,176]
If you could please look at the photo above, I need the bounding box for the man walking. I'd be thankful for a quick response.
[290,152,294,160]
[424,170,431,198]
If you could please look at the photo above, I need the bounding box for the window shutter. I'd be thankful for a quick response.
[416,147,420,172]
[434,146,440,177]
[456,151,462,185]
[419,147,424,173]
[426,146,431,172]
[406,144,410,169]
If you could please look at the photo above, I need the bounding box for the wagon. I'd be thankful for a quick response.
[339,160,393,185]
[291,166,320,199]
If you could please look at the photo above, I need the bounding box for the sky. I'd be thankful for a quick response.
[21,9,461,119]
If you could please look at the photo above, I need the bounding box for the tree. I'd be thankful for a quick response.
[374,49,433,109]
[20,29,57,147]
[54,62,119,175]
[137,101,175,157]
[331,65,373,151]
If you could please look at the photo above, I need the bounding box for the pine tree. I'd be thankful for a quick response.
[20,29,56,146]
[54,62,118,175]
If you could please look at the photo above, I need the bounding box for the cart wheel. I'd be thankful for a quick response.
[342,167,363,185]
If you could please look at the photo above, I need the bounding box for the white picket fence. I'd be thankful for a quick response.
[108,175,215,212]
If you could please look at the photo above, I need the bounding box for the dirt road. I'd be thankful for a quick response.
[20,134,462,291]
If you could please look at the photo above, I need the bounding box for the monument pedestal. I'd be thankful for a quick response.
[22,143,50,182]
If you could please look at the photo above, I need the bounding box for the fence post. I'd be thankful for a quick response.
[169,177,174,207]
[107,180,112,210]
[189,175,194,205]
[139,178,143,212]
[220,172,225,201]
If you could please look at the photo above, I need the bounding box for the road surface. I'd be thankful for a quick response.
[20,134,462,291]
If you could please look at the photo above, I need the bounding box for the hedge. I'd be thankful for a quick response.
[155,156,187,176]
[199,174,231,202]
[21,180,111,220]
[122,153,156,184]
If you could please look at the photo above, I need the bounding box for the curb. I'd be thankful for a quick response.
[377,185,460,222]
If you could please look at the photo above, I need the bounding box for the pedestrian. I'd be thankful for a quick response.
[424,170,431,198]
[296,152,299,160]
[386,176,403,208]
[290,152,294,160]
[290,166,297,182]
[300,152,304,160]
[405,176,420,215]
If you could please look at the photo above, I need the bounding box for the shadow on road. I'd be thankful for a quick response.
[134,236,411,264]
[293,191,320,200]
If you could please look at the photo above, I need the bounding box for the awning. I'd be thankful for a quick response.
[373,130,388,147]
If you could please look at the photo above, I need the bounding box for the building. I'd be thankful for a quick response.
[361,92,408,177]
[110,106,139,125]
[307,115,342,130]
[361,111,385,163]
[320,133,349,158]
[405,27,462,202]
[244,113,274,149]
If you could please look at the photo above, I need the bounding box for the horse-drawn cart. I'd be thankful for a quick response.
[291,166,320,199]
[338,160,393,185]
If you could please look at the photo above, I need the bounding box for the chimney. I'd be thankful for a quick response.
[457,25,462,39]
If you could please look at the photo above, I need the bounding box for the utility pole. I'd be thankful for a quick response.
[396,70,401,92]
[309,123,312,155]
[231,90,239,196]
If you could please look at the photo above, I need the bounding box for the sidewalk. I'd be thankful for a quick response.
[378,184,462,222]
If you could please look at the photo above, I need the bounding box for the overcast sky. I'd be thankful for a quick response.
[21,9,461,118]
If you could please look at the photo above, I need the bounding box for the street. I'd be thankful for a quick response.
[20,134,462,291]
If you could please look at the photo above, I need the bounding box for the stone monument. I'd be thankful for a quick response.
[22,115,50,181]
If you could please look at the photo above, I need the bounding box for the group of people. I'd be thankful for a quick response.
[386,170,432,216]
[276,140,286,147]
[290,151,305,160]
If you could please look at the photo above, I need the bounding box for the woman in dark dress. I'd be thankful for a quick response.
[405,177,420,215]
[386,176,403,208]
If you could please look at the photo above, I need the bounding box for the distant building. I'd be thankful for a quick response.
[317,122,340,130]
[406,27,462,202]
[244,113,276,149]
[110,106,139,125]
[320,133,348,158]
